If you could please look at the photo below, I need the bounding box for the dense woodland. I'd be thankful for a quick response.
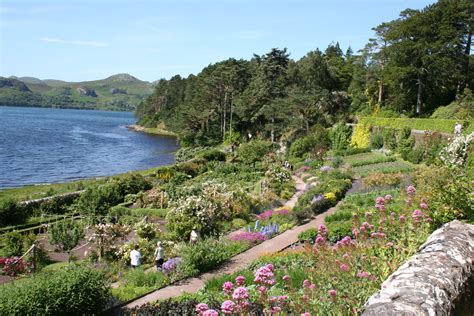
[136,0,473,146]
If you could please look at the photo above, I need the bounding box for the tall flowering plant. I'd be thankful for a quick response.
[439,132,474,168]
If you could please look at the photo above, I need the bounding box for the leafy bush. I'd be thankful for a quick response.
[397,127,415,160]
[350,123,370,148]
[382,128,398,150]
[49,219,84,251]
[297,228,317,243]
[0,231,28,257]
[197,149,226,162]
[238,141,275,166]
[0,198,25,227]
[112,267,168,301]
[175,146,208,163]
[289,129,329,159]
[363,172,404,188]
[178,239,248,277]
[331,156,344,168]
[73,175,151,216]
[369,130,384,149]
[330,123,352,151]
[326,220,353,243]
[406,147,424,164]
[0,265,109,315]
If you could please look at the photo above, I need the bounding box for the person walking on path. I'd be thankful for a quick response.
[154,242,164,271]
[130,245,141,268]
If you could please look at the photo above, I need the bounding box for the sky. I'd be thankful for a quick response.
[0,0,436,82]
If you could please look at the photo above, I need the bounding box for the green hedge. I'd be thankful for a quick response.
[359,117,474,134]
[0,265,109,315]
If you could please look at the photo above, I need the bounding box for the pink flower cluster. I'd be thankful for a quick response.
[230,231,267,244]
[222,281,233,295]
[235,275,246,286]
[375,196,386,211]
[407,185,416,196]
[257,209,291,220]
[254,263,275,286]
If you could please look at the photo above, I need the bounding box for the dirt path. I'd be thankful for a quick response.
[120,178,362,311]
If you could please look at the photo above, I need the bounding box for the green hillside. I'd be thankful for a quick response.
[0,74,153,111]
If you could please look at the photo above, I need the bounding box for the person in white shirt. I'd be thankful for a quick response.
[154,242,164,270]
[130,245,141,268]
[190,229,199,245]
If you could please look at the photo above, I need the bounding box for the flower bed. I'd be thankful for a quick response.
[128,185,434,314]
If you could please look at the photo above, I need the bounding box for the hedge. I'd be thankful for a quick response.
[359,117,474,134]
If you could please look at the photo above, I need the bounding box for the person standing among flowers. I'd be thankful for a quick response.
[154,242,164,271]
[130,244,141,268]
[190,229,199,245]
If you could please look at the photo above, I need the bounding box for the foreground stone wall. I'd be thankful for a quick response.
[362,220,474,316]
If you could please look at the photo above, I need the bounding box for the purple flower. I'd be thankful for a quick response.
[399,215,406,222]
[407,185,416,196]
[230,231,267,244]
[384,194,393,202]
[312,194,324,204]
[257,210,274,220]
[232,286,249,300]
[420,202,428,209]
[357,271,370,278]
[235,275,246,286]
[282,275,290,282]
[340,263,349,271]
[426,217,433,223]
[162,257,181,274]
[318,224,328,236]
[328,289,337,298]
[375,197,385,205]
[223,281,234,294]
[203,310,218,316]
[221,300,235,314]
[254,264,275,286]
[320,166,333,172]
[195,303,209,314]
[303,279,311,288]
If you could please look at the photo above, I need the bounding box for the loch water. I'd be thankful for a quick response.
[0,106,179,189]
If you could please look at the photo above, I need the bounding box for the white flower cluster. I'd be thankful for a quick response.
[439,132,474,168]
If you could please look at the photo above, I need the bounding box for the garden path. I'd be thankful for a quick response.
[121,178,360,312]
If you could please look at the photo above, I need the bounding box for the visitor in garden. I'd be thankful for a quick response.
[454,122,462,135]
[130,245,141,268]
[190,229,199,245]
[154,242,164,271]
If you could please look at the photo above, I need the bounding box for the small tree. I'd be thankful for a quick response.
[49,219,84,251]
[237,141,274,168]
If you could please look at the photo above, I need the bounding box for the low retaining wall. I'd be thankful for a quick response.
[363,220,474,316]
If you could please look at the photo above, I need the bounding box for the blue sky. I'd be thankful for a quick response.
[1,0,436,82]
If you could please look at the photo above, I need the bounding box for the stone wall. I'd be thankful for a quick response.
[362,220,474,316]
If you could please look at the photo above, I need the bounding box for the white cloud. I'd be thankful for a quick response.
[40,37,108,48]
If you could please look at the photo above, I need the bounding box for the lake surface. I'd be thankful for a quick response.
[0,106,179,189]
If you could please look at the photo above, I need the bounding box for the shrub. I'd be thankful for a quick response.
[49,219,84,251]
[397,127,415,160]
[0,231,25,257]
[289,129,329,159]
[178,239,247,277]
[406,148,424,164]
[0,265,109,315]
[0,198,25,227]
[197,149,226,162]
[363,172,404,188]
[293,207,313,223]
[326,220,353,243]
[382,128,398,150]
[297,228,317,243]
[238,141,275,167]
[330,123,352,151]
[331,156,344,168]
[369,130,384,149]
[350,123,370,148]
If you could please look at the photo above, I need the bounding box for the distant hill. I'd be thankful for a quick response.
[0,74,153,111]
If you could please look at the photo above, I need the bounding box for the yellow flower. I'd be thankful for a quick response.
[324,192,337,203]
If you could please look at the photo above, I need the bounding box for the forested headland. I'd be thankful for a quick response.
[136,0,473,146]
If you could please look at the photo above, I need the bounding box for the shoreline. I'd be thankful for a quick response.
[126,124,177,137]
